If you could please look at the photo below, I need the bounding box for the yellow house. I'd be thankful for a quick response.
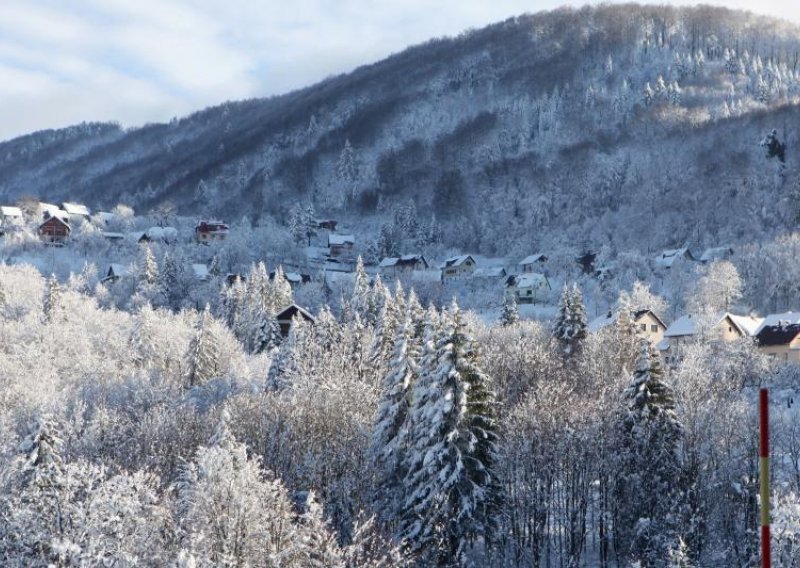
[588,309,667,346]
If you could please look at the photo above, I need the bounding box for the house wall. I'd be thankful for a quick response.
[759,344,800,363]
[635,313,665,345]
[442,260,475,280]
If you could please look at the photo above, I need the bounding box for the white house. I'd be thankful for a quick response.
[588,308,667,345]
[379,255,428,278]
[505,273,551,304]
[0,206,24,228]
[518,253,547,273]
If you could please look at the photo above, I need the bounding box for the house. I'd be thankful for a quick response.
[147,226,179,243]
[659,312,762,363]
[225,273,246,286]
[61,202,91,220]
[588,309,667,346]
[95,211,117,227]
[699,246,734,264]
[576,251,597,274]
[441,255,477,281]
[39,202,63,220]
[519,254,547,273]
[328,234,355,257]
[275,304,316,337]
[192,264,210,282]
[195,221,229,243]
[756,315,800,363]
[38,216,71,244]
[1,206,24,228]
[379,255,429,278]
[654,247,696,269]
[505,273,551,304]
[473,266,508,280]
[102,232,125,242]
[101,264,129,283]
[316,219,338,231]
[270,270,312,288]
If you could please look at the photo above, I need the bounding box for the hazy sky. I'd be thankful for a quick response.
[0,0,798,141]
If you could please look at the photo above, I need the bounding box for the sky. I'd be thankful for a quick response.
[0,0,798,142]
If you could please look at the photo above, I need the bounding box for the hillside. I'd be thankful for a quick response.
[2,4,800,260]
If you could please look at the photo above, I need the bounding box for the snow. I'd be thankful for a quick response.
[518,253,546,266]
[753,312,800,336]
[663,314,698,337]
[146,227,178,240]
[328,234,355,246]
[588,312,616,333]
[654,247,693,268]
[700,246,733,263]
[442,254,473,267]
[192,264,210,281]
[62,202,91,217]
[509,273,549,289]
[728,314,762,336]
[472,267,506,278]
[1,206,23,218]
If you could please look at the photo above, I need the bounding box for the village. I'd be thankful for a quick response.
[2,198,800,365]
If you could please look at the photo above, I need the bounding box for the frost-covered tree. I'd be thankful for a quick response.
[552,284,587,356]
[141,243,158,285]
[499,293,520,327]
[42,274,61,323]
[402,302,499,564]
[350,256,370,321]
[288,203,316,246]
[296,491,344,568]
[614,339,683,564]
[130,304,158,370]
[185,304,220,388]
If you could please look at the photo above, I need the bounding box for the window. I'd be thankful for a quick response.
[651,324,658,332]
[640,324,647,331]
[526,290,532,295]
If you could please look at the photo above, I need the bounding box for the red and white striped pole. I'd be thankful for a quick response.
[759,387,771,568]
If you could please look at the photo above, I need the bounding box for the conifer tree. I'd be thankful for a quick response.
[614,339,683,564]
[130,304,158,370]
[500,293,520,327]
[351,256,370,321]
[552,283,587,356]
[42,274,61,323]
[402,302,499,564]
[141,243,158,285]
[297,491,344,568]
[272,265,294,311]
[185,304,220,388]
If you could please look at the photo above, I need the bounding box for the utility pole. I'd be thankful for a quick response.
[759,387,771,568]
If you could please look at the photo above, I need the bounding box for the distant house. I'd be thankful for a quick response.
[699,246,734,264]
[275,304,316,337]
[192,264,211,282]
[576,251,596,274]
[195,221,229,243]
[654,247,696,269]
[659,312,762,363]
[270,270,312,288]
[61,202,91,220]
[441,255,477,281]
[101,264,129,283]
[328,234,355,257]
[102,231,125,242]
[225,273,246,286]
[147,226,179,243]
[588,309,667,346]
[316,219,338,231]
[519,254,547,273]
[379,255,429,278]
[473,266,508,280]
[95,211,117,227]
[505,273,551,304]
[38,216,71,245]
[756,315,800,363]
[1,206,24,229]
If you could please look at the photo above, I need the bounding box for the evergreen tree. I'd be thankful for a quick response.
[42,274,61,323]
[406,288,426,339]
[250,313,281,355]
[402,302,499,564]
[297,491,344,568]
[141,243,158,285]
[266,319,300,390]
[614,339,683,564]
[351,256,370,321]
[500,293,520,327]
[272,265,294,311]
[185,304,220,388]
[130,305,158,370]
[337,139,359,203]
[371,316,418,521]
[552,283,587,356]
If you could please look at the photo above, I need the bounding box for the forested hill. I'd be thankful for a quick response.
[2,4,800,257]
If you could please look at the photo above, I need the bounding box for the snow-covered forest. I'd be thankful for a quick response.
[3,3,800,567]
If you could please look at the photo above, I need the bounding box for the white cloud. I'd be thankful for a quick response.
[0,0,798,141]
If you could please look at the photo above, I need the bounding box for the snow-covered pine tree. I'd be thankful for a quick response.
[297,491,344,568]
[402,301,499,564]
[371,316,418,521]
[350,256,370,321]
[42,274,61,323]
[406,288,426,339]
[185,304,220,388]
[272,265,294,312]
[250,312,281,355]
[614,339,684,564]
[552,283,587,356]
[130,304,158,370]
[500,292,520,327]
[141,243,158,285]
[266,318,300,390]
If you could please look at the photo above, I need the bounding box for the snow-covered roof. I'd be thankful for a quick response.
[276,304,315,322]
[192,264,210,280]
[753,312,800,336]
[728,314,762,336]
[62,202,91,217]
[654,247,694,268]
[665,312,758,338]
[328,234,355,246]
[473,267,507,278]
[107,264,128,277]
[39,202,60,216]
[700,246,733,263]
[379,254,426,268]
[102,232,125,239]
[508,273,549,289]
[588,312,616,333]
[519,253,546,266]
[443,254,475,267]
[1,206,23,218]
[96,211,116,224]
